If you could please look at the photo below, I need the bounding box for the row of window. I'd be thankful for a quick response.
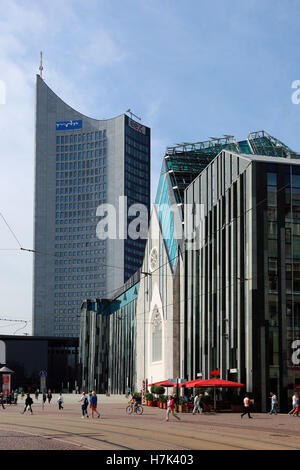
[56,154,106,165]
[56,194,104,203]
[56,180,107,193]
[56,182,106,191]
[55,275,104,281]
[57,169,107,180]
[54,291,105,298]
[55,299,104,306]
[55,250,106,256]
[56,140,107,153]
[55,242,104,248]
[56,219,101,226]
[55,316,80,322]
[56,211,105,220]
[55,225,96,233]
[55,291,104,298]
[56,201,104,210]
[55,266,101,273]
[55,325,79,331]
[56,130,107,145]
[55,282,104,289]
[55,258,103,264]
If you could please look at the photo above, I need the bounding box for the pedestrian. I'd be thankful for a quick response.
[22,393,33,415]
[166,395,180,422]
[192,393,201,415]
[0,392,5,410]
[47,390,52,404]
[42,392,47,406]
[292,393,300,417]
[241,394,253,419]
[79,392,89,418]
[269,392,278,415]
[13,390,18,405]
[35,389,39,400]
[288,393,297,415]
[57,393,64,410]
[90,391,100,418]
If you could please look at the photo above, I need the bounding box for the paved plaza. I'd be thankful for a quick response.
[0,394,300,450]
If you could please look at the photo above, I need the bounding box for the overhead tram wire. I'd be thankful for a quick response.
[0,179,292,314]
[0,318,30,335]
[0,212,22,248]
[96,179,293,279]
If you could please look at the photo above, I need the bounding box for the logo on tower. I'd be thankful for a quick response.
[56,120,82,131]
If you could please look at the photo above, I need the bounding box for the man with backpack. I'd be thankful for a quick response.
[79,392,89,418]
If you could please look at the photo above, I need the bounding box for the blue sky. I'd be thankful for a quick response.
[0,0,300,334]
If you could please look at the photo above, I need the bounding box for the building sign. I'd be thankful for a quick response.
[2,374,10,394]
[56,120,82,131]
[128,118,146,135]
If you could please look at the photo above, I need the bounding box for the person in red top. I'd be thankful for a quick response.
[241,394,253,419]
[166,395,180,422]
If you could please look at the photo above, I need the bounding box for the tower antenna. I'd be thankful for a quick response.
[39,51,43,79]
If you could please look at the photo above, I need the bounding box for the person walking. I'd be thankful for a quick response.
[241,394,253,419]
[0,392,5,410]
[292,393,300,417]
[288,393,297,415]
[192,393,201,415]
[35,389,39,400]
[57,393,64,410]
[166,396,180,422]
[13,390,18,405]
[22,394,33,415]
[269,392,278,415]
[79,392,89,418]
[90,391,100,418]
[47,390,52,404]
[42,392,47,407]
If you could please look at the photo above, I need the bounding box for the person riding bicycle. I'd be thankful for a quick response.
[129,394,139,412]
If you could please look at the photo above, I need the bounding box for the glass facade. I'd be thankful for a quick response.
[184,152,300,412]
[0,335,79,392]
[79,275,140,394]
[33,77,150,338]
[124,115,150,282]
[54,130,108,336]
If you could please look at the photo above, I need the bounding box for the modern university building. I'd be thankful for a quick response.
[80,131,300,412]
[33,75,150,337]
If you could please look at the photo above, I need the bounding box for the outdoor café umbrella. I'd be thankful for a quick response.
[148,380,177,388]
[184,378,245,411]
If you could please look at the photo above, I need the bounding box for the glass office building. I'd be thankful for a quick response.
[33,76,150,337]
[79,271,140,393]
[185,150,300,412]
[0,335,79,392]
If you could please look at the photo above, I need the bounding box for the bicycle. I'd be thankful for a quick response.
[126,403,143,415]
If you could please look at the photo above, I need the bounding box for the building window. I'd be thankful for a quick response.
[151,308,162,363]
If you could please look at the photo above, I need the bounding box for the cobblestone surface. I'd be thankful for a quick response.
[0,399,300,450]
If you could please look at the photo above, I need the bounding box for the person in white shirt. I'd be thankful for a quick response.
[288,393,297,415]
[241,394,253,419]
[269,392,278,415]
[79,392,89,418]
[57,393,64,410]
[192,393,202,415]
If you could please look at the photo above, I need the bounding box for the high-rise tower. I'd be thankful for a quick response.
[33,76,150,337]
